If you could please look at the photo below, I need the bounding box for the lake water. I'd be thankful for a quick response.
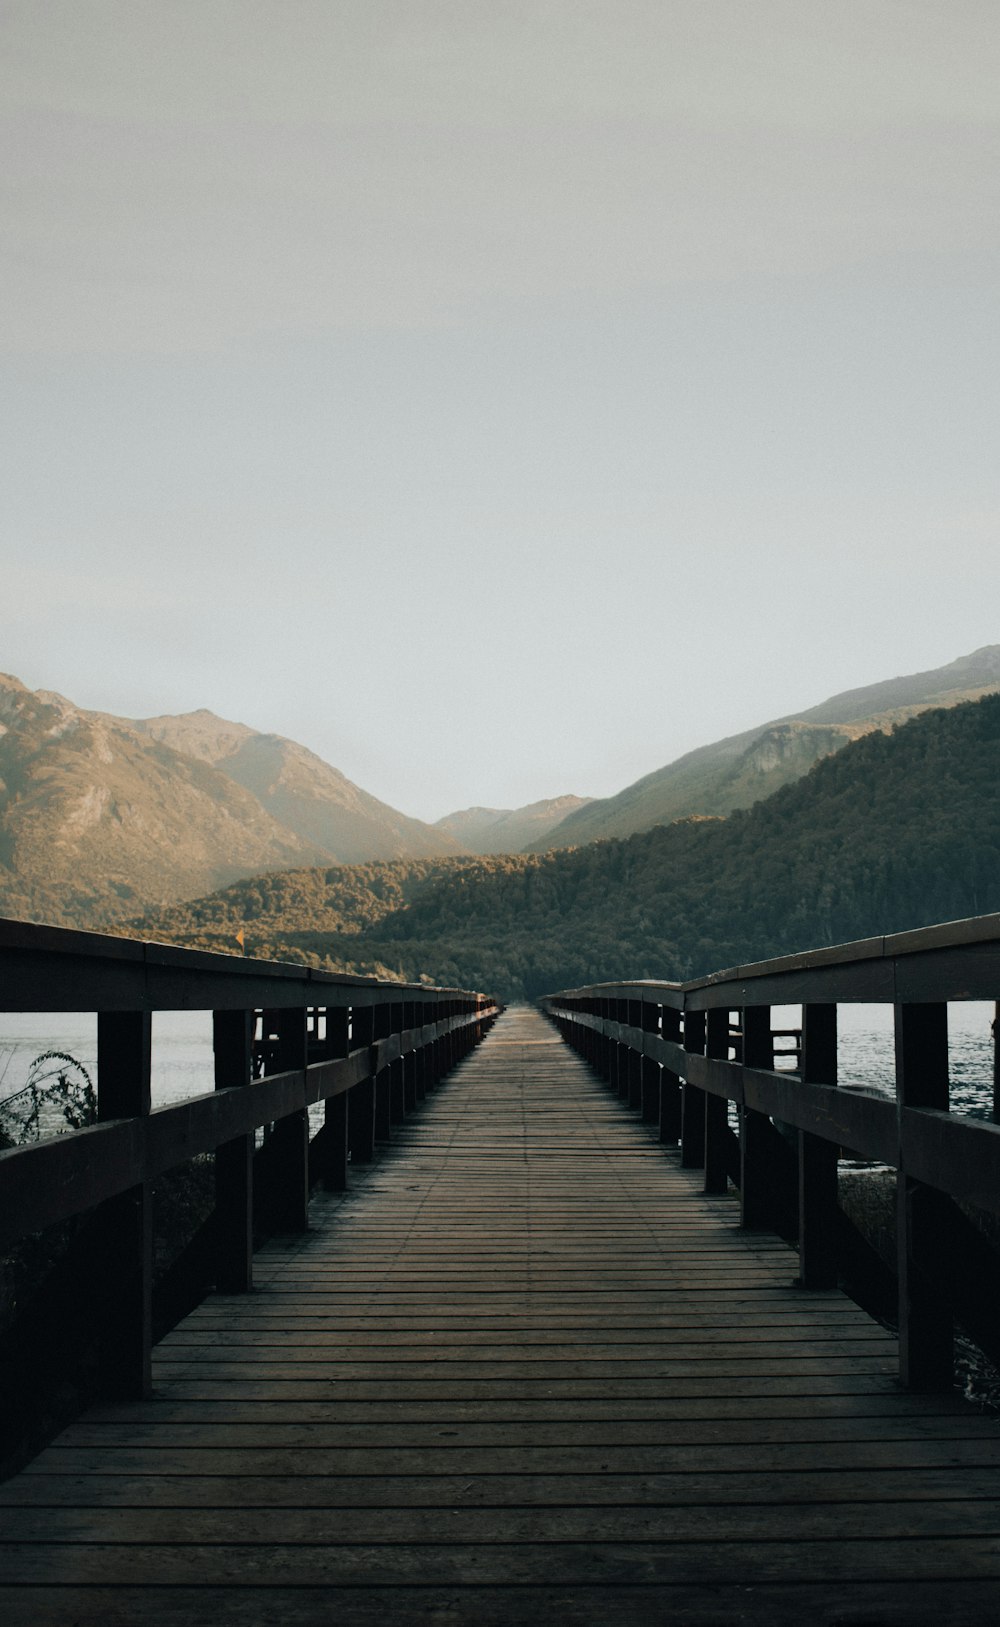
[0,1010,216,1139]
[0,1001,995,1142]
[772,1001,997,1120]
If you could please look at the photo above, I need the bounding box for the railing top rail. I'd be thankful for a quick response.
[543,911,1000,1008]
[0,916,485,1013]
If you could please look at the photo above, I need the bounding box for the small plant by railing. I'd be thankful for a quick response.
[0,1051,97,1148]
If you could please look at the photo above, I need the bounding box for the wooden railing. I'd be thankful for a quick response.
[0,918,498,1470]
[540,913,1000,1393]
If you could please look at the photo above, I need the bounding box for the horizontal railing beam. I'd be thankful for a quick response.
[0,918,488,1014]
[900,1107,1000,1214]
[0,1010,494,1245]
[559,1010,902,1164]
[544,911,1000,1010]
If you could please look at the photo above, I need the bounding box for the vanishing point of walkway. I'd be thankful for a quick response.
[2,1006,1000,1625]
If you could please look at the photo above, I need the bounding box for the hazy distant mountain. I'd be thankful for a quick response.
[0,678,461,928]
[435,795,593,855]
[533,645,1000,848]
[135,710,461,865]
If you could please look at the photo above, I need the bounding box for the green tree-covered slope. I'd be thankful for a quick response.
[535,644,1000,848]
[134,695,1000,1000]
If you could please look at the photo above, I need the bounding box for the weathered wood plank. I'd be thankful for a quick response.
[24,1439,1000,1477]
[6,1535,1000,1586]
[0,1583,997,1627]
[5,1497,1000,1545]
[76,1392,973,1425]
[6,1466,1000,1509]
[51,1414,999,1449]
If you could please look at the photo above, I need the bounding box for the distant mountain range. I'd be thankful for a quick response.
[129,708,461,866]
[131,692,1000,1001]
[0,679,461,926]
[531,645,1000,848]
[1,645,998,932]
[435,796,592,855]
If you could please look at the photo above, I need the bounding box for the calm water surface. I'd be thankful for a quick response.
[0,1010,215,1137]
[802,1001,995,1119]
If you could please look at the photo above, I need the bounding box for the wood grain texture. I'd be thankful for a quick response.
[2,1005,999,1626]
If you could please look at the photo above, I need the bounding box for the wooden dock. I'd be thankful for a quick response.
[3,1004,1000,1625]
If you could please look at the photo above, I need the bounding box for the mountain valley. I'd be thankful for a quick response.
[132,692,1000,1001]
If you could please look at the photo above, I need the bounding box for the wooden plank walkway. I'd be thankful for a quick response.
[2,1004,1000,1625]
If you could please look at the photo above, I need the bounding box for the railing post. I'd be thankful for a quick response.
[420,1001,436,1094]
[608,1000,622,1095]
[438,1003,452,1084]
[429,1005,443,1085]
[626,1000,642,1109]
[389,1001,407,1124]
[581,1001,594,1072]
[703,1008,730,1194]
[896,1002,953,1390]
[373,1002,393,1141]
[618,1030,631,1100]
[596,998,610,1083]
[404,1001,420,1107]
[607,1000,619,1094]
[641,1054,661,1122]
[659,1005,682,1144]
[681,1008,706,1168]
[640,1000,660,1123]
[414,1028,428,1101]
[263,1008,310,1233]
[425,1010,441,1089]
[318,1006,350,1192]
[348,1005,376,1163]
[213,1008,255,1292]
[739,1005,775,1228]
[96,1010,153,1399]
[798,1004,838,1288]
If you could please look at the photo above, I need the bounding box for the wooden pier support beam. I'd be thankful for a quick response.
[680,1009,706,1168]
[213,1008,255,1293]
[96,1011,153,1400]
[896,1002,953,1390]
[262,1008,310,1235]
[797,1003,839,1289]
[703,1007,730,1195]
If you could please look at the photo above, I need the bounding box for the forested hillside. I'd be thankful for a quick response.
[537,644,1000,847]
[134,696,1000,1000]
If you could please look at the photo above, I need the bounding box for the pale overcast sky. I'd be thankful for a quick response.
[2,1,998,819]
